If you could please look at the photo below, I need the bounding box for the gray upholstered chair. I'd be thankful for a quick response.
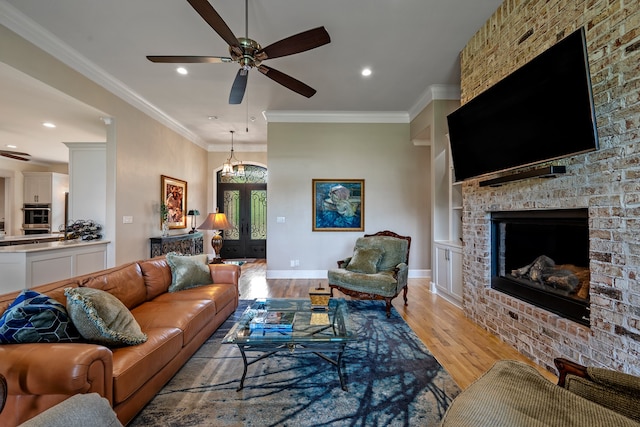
[328,230,411,317]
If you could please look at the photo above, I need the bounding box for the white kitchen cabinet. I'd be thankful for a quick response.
[24,173,52,204]
[23,172,69,232]
[433,242,462,306]
[23,172,68,206]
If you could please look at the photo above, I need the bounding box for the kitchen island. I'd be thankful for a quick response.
[0,233,65,246]
[0,239,110,293]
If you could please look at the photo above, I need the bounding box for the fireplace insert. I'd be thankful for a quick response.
[491,209,590,326]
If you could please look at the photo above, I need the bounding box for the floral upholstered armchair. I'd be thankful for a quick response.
[328,231,411,317]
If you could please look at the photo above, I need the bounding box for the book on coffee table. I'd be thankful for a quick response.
[249,311,296,332]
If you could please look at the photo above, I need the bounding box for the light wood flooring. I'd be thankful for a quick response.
[237,259,557,389]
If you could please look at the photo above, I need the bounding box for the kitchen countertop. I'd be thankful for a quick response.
[0,239,109,253]
[0,233,64,242]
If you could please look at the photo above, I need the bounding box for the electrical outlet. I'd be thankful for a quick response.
[123,216,133,224]
[294,260,300,267]
[277,216,286,223]
[290,260,295,267]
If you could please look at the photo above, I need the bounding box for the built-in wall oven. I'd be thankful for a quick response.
[22,204,51,234]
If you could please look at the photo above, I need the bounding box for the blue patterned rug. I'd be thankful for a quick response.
[130,300,460,426]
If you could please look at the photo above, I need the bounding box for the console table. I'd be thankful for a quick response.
[149,232,204,258]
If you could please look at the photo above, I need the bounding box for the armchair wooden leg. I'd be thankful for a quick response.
[385,299,392,318]
[403,286,408,305]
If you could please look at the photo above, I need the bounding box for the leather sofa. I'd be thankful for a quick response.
[0,256,240,426]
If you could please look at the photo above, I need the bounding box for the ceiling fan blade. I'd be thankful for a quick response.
[186,0,242,56]
[257,65,316,98]
[256,27,330,61]
[147,55,233,63]
[1,152,30,161]
[229,69,248,104]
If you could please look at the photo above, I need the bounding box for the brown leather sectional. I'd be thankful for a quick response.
[0,256,240,426]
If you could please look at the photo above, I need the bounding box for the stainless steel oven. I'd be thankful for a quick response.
[22,204,51,234]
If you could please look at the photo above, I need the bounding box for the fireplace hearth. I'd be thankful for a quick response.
[491,209,590,326]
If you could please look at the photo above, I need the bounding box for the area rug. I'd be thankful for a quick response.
[129,300,460,426]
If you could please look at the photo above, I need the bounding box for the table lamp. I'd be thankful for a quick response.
[197,208,232,259]
[187,209,200,234]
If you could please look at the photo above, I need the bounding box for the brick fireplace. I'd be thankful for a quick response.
[458,1,640,375]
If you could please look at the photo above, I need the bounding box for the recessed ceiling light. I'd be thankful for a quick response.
[361,68,372,77]
[208,115,218,120]
[176,67,188,75]
[42,122,56,128]
[6,144,17,149]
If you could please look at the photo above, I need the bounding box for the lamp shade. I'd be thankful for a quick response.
[187,209,200,216]
[197,210,232,231]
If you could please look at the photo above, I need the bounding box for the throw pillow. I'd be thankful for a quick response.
[166,252,212,292]
[65,287,147,346]
[0,290,81,343]
[345,247,385,274]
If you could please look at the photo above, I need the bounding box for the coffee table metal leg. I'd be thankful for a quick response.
[236,345,279,391]
[312,344,348,391]
[237,345,249,391]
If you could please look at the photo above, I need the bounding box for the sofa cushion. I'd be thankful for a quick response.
[0,290,81,343]
[166,253,212,292]
[17,392,123,427]
[139,257,172,300]
[81,263,147,310]
[65,287,147,346]
[152,283,237,310]
[441,360,640,427]
[346,247,385,274]
[111,327,182,404]
[132,299,216,346]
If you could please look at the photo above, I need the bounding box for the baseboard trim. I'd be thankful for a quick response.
[266,269,431,280]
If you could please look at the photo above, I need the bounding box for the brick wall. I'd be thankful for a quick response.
[459,0,640,374]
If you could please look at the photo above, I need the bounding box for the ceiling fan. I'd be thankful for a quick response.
[147,0,331,104]
[0,150,30,161]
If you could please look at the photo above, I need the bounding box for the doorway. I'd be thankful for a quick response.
[216,165,267,259]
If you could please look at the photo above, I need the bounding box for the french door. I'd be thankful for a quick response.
[216,166,267,259]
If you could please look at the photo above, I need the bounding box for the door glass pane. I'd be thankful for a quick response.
[223,190,240,241]
[250,190,267,240]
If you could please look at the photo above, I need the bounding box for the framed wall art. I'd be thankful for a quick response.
[161,175,187,229]
[312,179,364,231]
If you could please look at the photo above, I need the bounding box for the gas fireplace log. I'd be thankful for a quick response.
[512,255,582,294]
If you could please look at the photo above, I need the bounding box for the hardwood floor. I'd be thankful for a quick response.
[237,259,557,389]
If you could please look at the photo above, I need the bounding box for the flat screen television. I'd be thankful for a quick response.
[447,27,599,182]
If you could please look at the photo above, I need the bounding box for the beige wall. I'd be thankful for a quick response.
[266,122,430,277]
[1,24,208,264]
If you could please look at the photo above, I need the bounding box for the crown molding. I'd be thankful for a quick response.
[207,143,267,152]
[0,1,207,150]
[408,84,461,121]
[264,111,410,123]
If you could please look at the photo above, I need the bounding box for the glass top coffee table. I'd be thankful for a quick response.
[222,298,357,391]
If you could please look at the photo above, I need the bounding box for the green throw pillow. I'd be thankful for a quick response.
[65,287,147,346]
[346,247,385,274]
[166,253,211,292]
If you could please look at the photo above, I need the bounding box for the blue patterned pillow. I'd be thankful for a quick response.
[0,290,82,343]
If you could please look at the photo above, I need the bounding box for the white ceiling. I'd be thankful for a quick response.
[0,0,502,163]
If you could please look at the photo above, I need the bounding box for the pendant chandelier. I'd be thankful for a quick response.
[221,130,245,177]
